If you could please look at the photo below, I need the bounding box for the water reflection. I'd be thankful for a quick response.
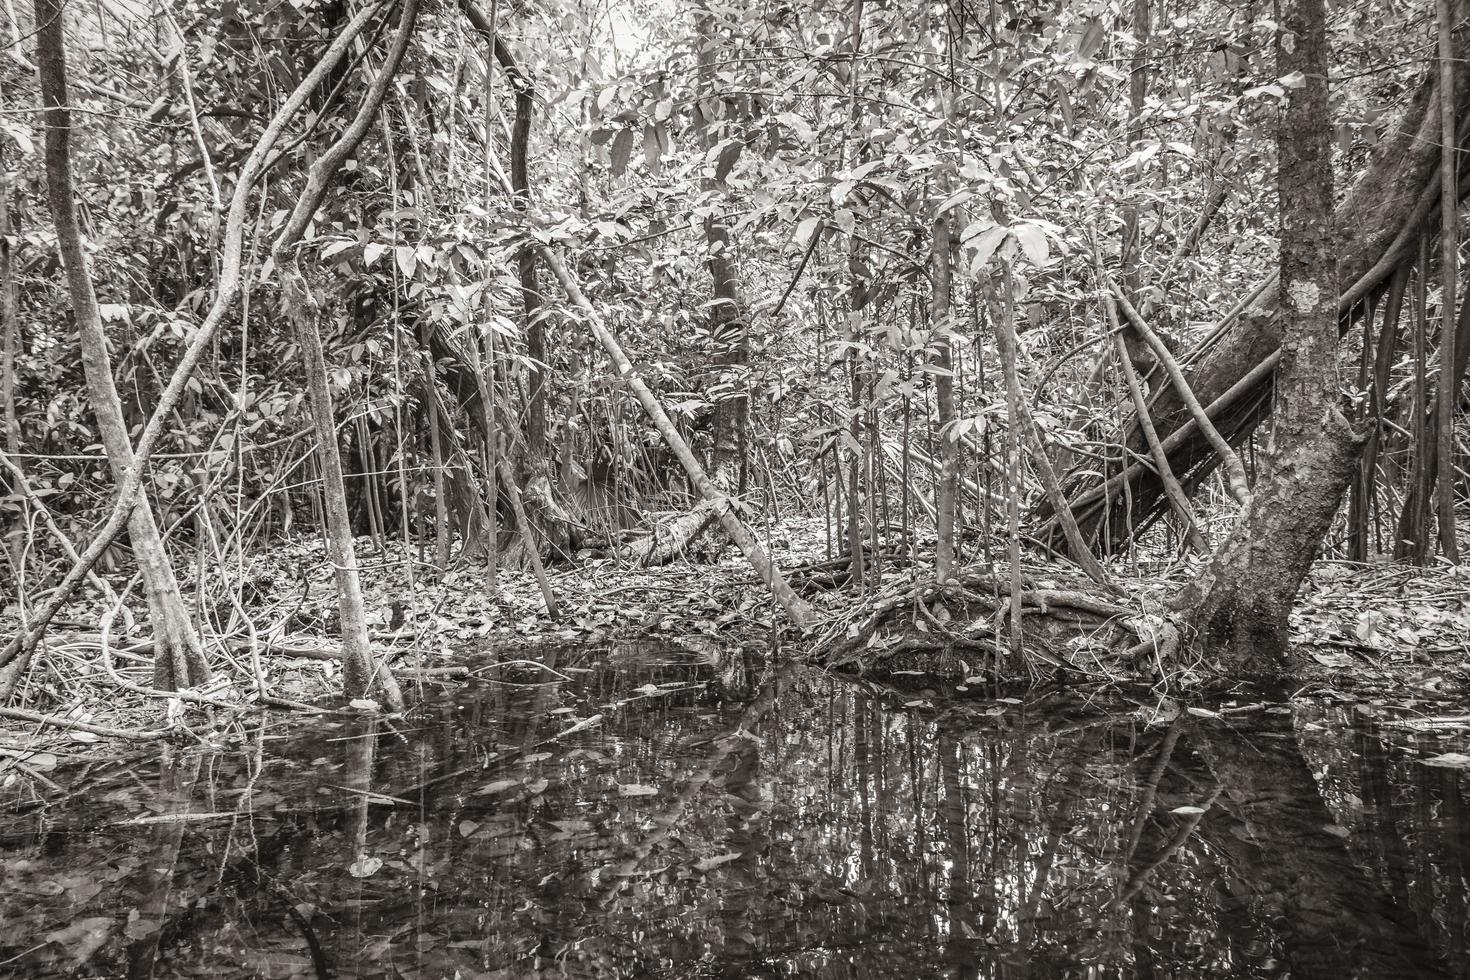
[2,644,1466,979]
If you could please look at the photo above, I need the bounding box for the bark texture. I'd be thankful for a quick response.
[694,6,747,486]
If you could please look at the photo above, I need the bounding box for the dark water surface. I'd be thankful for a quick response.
[3,642,1469,979]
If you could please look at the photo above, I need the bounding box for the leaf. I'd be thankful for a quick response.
[793,215,829,249]
[610,128,634,176]
[17,751,58,771]
[1073,15,1105,59]
[714,139,743,184]
[618,783,659,797]
[936,189,973,215]
[394,245,416,279]
[642,124,661,174]
[1011,223,1049,266]
[968,225,1010,273]
[348,854,383,878]
[45,916,113,965]
[694,852,742,872]
[0,121,33,155]
[458,819,480,837]
[1420,752,1470,768]
[363,242,387,267]
[1170,805,1206,815]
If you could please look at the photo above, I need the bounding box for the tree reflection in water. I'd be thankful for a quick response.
[1,643,1465,979]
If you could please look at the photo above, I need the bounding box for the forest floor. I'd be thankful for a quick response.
[3,515,1469,752]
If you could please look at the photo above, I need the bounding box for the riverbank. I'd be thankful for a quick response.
[2,516,1468,749]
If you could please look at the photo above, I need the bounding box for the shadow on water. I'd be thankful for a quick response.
[2,641,1468,979]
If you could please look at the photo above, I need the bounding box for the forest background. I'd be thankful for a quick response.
[1,0,1468,717]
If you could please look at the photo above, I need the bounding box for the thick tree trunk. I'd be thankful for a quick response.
[34,0,210,691]
[1180,0,1363,665]
[1037,4,1470,554]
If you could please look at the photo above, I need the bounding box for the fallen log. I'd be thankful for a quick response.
[620,499,721,567]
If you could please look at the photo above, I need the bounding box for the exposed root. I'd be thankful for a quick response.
[810,560,1155,681]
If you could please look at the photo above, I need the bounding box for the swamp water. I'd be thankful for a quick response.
[2,642,1468,980]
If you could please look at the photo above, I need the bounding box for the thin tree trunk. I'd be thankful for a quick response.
[1436,0,1461,562]
[270,0,419,709]
[932,211,958,580]
[994,273,1115,588]
[421,347,451,572]
[1118,0,1154,373]
[694,5,746,485]
[0,152,18,452]
[34,0,210,691]
[497,457,559,614]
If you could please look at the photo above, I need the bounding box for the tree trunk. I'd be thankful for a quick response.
[694,5,746,486]
[1435,0,1461,562]
[270,0,419,709]
[0,151,18,453]
[931,212,958,581]
[34,0,211,691]
[1180,0,1364,665]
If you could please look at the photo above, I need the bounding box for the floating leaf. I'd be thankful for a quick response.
[45,916,113,965]
[1420,752,1470,769]
[348,854,383,878]
[618,783,658,797]
[694,852,741,872]
[473,778,521,796]
[1170,805,1206,815]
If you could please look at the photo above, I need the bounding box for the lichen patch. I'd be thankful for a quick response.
[1286,279,1321,312]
